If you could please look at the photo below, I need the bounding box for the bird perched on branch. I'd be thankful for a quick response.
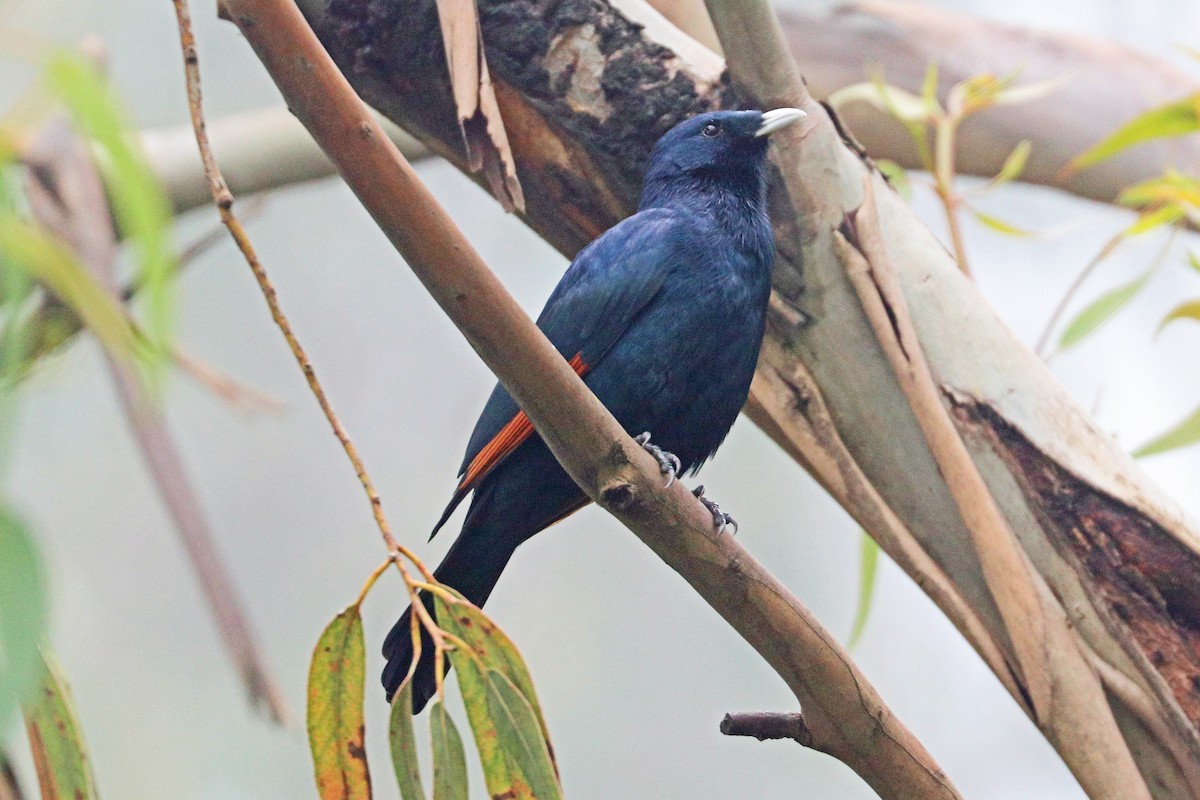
[383,107,806,712]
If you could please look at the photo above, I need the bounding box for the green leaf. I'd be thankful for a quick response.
[919,62,940,115]
[483,669,562,800]
[1157,299,1200,336]
[307,606,372,800]
[435,595,554,757]
[46,52,176,382]
[1134,400,1200,457]
[828,80,929,123]
[876,159,911,201]
[847,533,879,651]
[971,210,1032,237]
[1187,249,1200,273]
[435,593,562,799]
[389,681,427,800]
[1070,94,1200,171]
[1058,267,1154,350]
[22,648,98,800]
[1118,169,1200,210]
[1127,205,1185,236]
[994,140,1032,185]
[430,703,468,800]
[0,218,140,367]
[0,507,47,734]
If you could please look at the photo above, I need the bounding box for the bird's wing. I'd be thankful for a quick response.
[430,209,695,537]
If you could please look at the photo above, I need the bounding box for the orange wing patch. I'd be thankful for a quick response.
[457,352,589,492]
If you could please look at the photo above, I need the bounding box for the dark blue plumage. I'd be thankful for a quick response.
[382,108,804,711]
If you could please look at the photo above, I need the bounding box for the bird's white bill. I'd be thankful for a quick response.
[755,107,807,137]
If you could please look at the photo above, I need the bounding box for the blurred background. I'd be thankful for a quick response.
[3,0,1200,797]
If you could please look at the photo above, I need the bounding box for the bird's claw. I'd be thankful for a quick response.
[635,431,681,488]
[692,485,738,535]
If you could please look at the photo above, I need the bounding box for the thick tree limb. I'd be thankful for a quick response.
[140,106,428,215]
[292,0,1200,797]
[216,0,962,796]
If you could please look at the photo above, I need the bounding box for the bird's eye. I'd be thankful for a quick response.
[701,123,720,138]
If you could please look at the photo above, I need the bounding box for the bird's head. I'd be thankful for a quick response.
[641,108,806,208]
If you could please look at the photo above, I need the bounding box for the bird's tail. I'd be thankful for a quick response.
[380,505,519,713]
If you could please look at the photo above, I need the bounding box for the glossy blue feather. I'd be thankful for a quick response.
[384,110,782,710]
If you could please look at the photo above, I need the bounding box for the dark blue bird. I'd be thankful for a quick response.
[382,107,806,711]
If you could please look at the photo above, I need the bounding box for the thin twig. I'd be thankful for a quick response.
[169,0,451,687]
[1035,230,1125,356]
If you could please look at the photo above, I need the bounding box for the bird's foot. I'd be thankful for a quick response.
[692,485,738,535]
[635,431,681,488]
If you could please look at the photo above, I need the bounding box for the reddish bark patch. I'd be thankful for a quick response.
[951,395,1200,726]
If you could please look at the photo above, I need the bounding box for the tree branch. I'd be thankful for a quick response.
[720,712,812,746]
[215,0,963,796]
[291,0,1200,796]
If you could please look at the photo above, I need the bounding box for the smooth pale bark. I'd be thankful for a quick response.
[294,0,1200,796]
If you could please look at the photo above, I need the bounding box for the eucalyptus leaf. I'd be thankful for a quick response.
[1058,268,1154,351]
[307,606,371,800]
[1134,401,1200,458]
[0,507,46,735]
[390,680,427,800]
[22,648,98,800]
[1070,94,1200,171]
[847,533,880,651]
[430,703,468,800]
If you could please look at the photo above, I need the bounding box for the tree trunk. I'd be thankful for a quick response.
[297,0,1200,795]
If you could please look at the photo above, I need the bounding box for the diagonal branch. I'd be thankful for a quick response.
[22,120,289,723]
[214,0,963,796]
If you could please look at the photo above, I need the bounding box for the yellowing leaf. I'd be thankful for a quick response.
[971,210,1032,237]
[847,533,879,651]
[1125,204,1184,236]
[919,62,941,115]
[995,140,1032,185]
[1070,94,1200,171]
[483,669,562,800]
[307,607,372,800]
[1059,268,1154,350]
[22,648,98,800]
[1157,299,1200,336]
[0,218,139,365]
[1134,400,1200,457]
[46,52,176,379]
[1187,249,1200,273]
[389,681,427,800]
[1119,170,1200,210]
[0,509,46,732]
[430,703,468,800]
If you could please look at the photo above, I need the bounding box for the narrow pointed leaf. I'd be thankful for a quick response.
[1134,401,1200,457]
[1058,268,1154,350]
[389,681,426,800]
[435,594,554,756]
[847,533,880,650]
[1157,299,1200,336]
[307,606,372,800]
[1187,249,1200,273]
[971,210,1032,237]
[0,218,139,365]
[829,81,929,123]
[1070,94,1200,171]
[22,648,98,800]
[430,703,468,800]
[483,669,562,800]
[0,508,46,734]
[1125,204,1184,235]
[994,140,1032,185]
[46,53,176,377]
[919,62,940,114]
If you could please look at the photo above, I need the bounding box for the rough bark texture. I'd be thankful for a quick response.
[296,0,1200,796]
